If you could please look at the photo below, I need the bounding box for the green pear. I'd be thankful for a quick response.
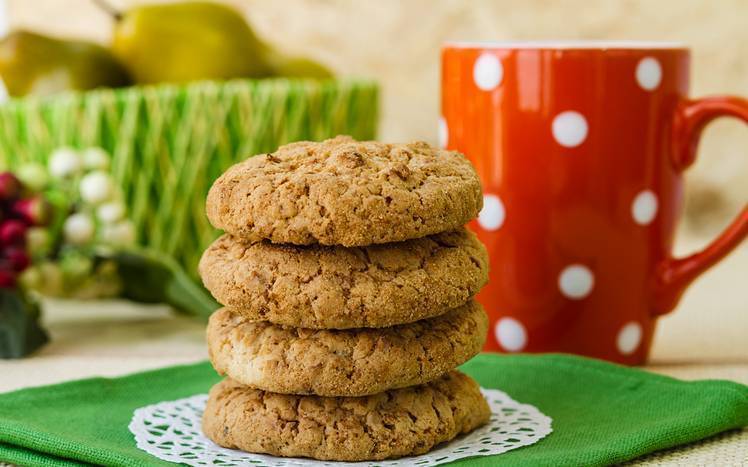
[110,1,273,84]
[267,53,334,79]
[0,30,131,98]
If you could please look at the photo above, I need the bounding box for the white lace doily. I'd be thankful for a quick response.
[129,388,552,466]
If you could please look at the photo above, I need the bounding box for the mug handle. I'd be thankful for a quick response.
[653,96,748,315]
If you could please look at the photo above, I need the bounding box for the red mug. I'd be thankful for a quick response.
[441,42,748,364]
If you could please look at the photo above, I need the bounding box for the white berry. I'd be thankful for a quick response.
[49,148,82,178]
[26,227,50,251]
[80,171,113,204]
[97,201,125,224]
[64,213,95,245]
[102,220,135,245]
[17,163,49,191]
[82,147,110,170]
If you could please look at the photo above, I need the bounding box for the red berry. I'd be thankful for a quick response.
[0,220,26,245]
[0,268,15,288]
[12,196,50,226]
[5,247,29,272]
[0,172,21,200]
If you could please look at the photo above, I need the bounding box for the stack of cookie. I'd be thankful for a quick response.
[199,136,491,461]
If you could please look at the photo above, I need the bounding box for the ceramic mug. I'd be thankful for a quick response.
[441,41,748,364]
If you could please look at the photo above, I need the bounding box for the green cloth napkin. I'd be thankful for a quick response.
[0,353,746,467]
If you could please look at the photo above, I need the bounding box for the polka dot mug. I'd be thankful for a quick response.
[441,42,748,364]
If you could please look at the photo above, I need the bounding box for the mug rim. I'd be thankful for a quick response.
[443,40,688,51]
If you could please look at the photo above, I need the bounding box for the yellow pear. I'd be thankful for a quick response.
[0,30,131,97]
[110,1,273,84]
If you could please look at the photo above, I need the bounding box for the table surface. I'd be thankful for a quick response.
[1,242,746,465]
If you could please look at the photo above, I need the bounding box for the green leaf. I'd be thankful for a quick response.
[0,289,49,359]
[103,248,217,320]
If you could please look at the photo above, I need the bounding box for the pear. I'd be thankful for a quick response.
[0,30,131,98]
[110,1,273,84]
[267,53,334,80]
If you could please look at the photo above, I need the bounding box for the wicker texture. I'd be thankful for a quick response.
[0,79,379,274]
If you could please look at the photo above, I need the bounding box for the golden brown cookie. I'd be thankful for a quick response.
[205,136,482,246]
[199,227,488,329]
[207,300,487,396]
[202,371,490,461]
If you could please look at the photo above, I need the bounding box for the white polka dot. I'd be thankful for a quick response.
[473,53,503,91]
[636,57,662,91]
[495,318,527,352]
[438,117,448,149]
[617,321,642,355]
[552,111,588,148]
[558,264,594,299]
[478,194,505,231]
[631,190,658,225]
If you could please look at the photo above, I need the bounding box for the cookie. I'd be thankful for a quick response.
[207,300,487,396]
[205,136,482,246]
[199,227,488,329]
[202,371,490,461]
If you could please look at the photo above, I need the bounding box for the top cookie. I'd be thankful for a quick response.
[206,136,482,246]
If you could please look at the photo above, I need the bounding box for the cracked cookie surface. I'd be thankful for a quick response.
[205,136,482,246]
[207,301,487,396]
[199,227,488,329]
[202,371,490,461]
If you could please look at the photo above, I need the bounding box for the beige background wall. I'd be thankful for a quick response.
[7,0,748,238]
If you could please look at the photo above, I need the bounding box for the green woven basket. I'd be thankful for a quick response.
[0,78,379,275]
